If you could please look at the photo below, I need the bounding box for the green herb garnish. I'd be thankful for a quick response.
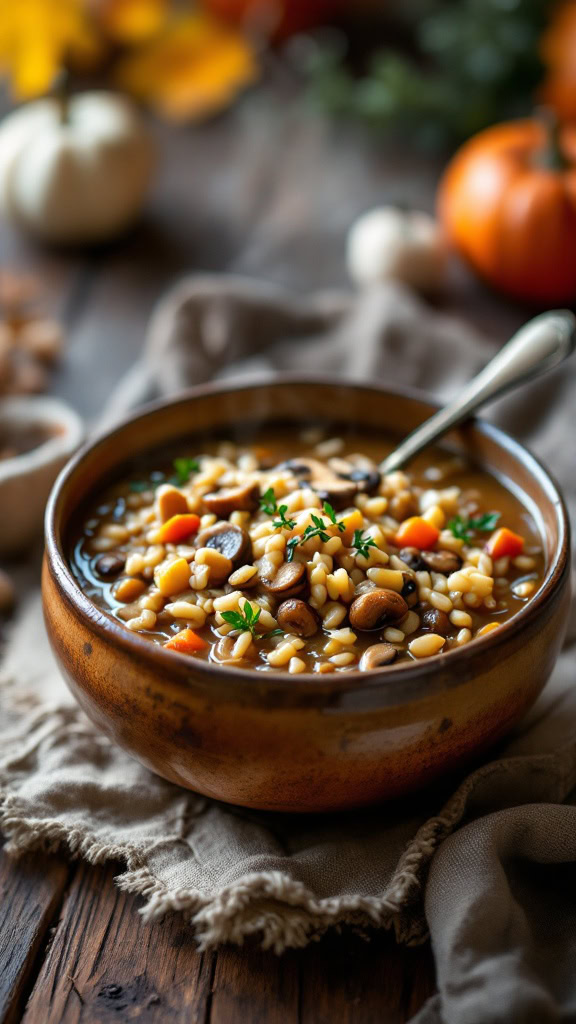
[286,537,300,562]
[447,512,500,544]
[260,487,297,530]
[352,529,377,559]
[172,457,200,486]
[259,487,278,516]
[322,501,346,532]
[221,603,283,640]
[285,501,345,559]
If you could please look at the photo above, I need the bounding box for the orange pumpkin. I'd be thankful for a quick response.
[437,117,576,303]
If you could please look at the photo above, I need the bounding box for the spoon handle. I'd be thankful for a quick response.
[380,309,576,475]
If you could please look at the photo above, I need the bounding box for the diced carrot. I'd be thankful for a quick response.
[486,527,524,559]
[395,516,440,550]
[156,513,200,544]
[164,628,207,654]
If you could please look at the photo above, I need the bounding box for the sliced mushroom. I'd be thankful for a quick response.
[94,553,125,579]
[400,572,418,608]
[420,550,463,574]
[328,457,380,495]
[349,588,408,631]
[261,561,308,598]
[359,643,398,671]
[274,457,358,510]
[276,598,319,637]
[421,609,451,636]
[398,547,426,571]
[203,482,260,518]
[195,521,251,566]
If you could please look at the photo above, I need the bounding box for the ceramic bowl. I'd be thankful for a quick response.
[0,395,83,556]
[43,379,570,812]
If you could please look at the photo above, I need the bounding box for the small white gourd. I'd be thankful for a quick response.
[346,206,446,293]
[0,91,154,244]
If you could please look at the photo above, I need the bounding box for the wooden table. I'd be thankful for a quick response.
[0,85,526,1023]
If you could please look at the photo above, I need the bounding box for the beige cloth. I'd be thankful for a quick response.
[2,276,576,1024]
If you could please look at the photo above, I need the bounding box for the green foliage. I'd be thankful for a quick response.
[447,512,500,543]
[304,0,550,147]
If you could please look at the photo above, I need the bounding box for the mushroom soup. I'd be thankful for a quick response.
[69,429,544,674]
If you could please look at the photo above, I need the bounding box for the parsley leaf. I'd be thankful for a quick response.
[221,604,283,642]
[172,457,200,486]
[221,603,261,637]
[447,512,500,543]
[352,529,378,559]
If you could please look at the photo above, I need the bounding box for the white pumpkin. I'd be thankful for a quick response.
[346,205,446,293]
[0,91,155,244]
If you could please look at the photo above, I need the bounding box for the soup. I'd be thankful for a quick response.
[69,429,544,674]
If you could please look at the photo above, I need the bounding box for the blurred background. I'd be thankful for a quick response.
[0,0,573,423]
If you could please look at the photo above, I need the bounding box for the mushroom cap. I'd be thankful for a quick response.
[94,553,125,579]
[421,608,450,636]
[349,588,408,631]
[195,521,251,566]
[261,560,308,598]
[203,482,259,518]
[359,643,398,670]
[420,549,463,574]
[276,598,320,638]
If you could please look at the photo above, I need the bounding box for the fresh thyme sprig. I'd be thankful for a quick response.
[259,487,297,530]
[447,512,500,544]
[322,502,346,532]
[285,502,345,561]
[351,529,377,559]
[171,457,200,486]
[221,603,283,640]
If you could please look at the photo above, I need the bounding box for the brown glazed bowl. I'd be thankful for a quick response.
[43,379,571,812]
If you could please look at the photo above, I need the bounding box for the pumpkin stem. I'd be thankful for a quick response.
[536,107,568,171]
[52,70,71,126]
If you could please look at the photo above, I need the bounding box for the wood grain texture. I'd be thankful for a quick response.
[0,848,69,1024]
[19,859,435,1024]
[22,861,215,1024]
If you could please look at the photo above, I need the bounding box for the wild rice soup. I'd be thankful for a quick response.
[70,429,544,674]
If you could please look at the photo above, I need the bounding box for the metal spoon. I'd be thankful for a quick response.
[380,310,576,475]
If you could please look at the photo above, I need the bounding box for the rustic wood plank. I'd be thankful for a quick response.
[0,847,69,1024]
[298,930,435,1024]
[22,861,216,1024]
[20,855,435,1024]
[210,944,300,1024]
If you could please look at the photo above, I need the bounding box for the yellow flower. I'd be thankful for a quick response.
[0,0,99,98]
[115,10,257,120]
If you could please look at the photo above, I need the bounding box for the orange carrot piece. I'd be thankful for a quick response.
[156,513,200,543]
[486,527,524,559]
[395,516,440,550]
[164,628,207,654]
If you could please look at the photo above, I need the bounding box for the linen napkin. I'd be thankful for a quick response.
[1,275,575,1024]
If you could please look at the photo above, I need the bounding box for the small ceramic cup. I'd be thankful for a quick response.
[0,395,83,556]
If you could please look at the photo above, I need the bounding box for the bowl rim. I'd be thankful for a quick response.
[45,375,570,695]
